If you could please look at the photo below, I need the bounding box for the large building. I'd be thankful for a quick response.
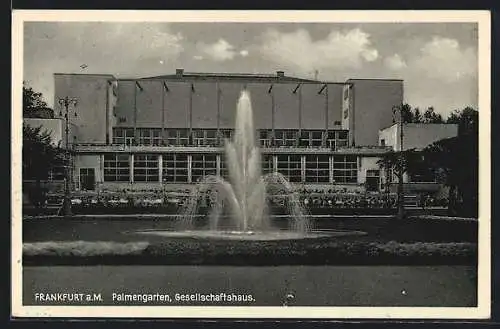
[31,69,454,195]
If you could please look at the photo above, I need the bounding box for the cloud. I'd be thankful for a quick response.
[413,36,477,82]
[258,28,379,72]
[384,54,407,70]
[239,49,249,57]
[23,22,185,106]
[196,38,238,61]
[193,55,204,60]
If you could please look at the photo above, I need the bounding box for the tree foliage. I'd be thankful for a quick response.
[381,106,479,217]
[23,125,64,180]
[396,103,445,124]
[23,82,54,118]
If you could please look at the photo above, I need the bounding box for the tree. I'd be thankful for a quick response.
[421,107,478,217]
[23,125,64,207]
[423,107,444,124]
[23,82,54,118]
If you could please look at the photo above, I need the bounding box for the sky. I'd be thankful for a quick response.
[23,22,478,117]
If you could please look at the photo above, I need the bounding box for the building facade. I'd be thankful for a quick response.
[44,70,411,194]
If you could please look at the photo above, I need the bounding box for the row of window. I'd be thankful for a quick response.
[103,154,358,183]
[112,128,349,149]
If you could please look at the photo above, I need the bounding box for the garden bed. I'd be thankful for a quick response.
[22,239,477,266]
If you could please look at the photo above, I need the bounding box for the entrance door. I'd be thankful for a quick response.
[365,170,380,192]
[80,168,96,191]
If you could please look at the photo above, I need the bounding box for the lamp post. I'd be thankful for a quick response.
[393,106,405,220]
[58,96,78,216]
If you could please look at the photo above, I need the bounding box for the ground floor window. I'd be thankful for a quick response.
[365,169,380,192]
[333,155,357,183]
[104,154,130,182]
[79,168,96,190]
[305,154,329,183]
[163,153,188,183]
[191,153,217,182]
[277,154,302,182]
[134,154,159,182]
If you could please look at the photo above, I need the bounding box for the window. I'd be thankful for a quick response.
[219,129,233,146]
[163,153,188,182]
[134,154,159,182]
[191,154,217,182]
[333,155,357,183]
[365,170,380,192]
[112,128,134,145]
[220,154,229,179]
[259,130,272,148]
[138,128,162,146]
[261,154,274,175]
[166,129,177,145]
[104,154,130,182]
[277,154,302,182]
[192,129,205,146]
[178,129,189,146]
[311,131,323,147]
[79,168,95,190]
[326,130,349,151]
[380,139,386,146]
[299,131,310,147]
[205,130,217,146]
[274,130,284,147]
[343,87,349,100]
[284,130,297,147]
[305,155,329,183]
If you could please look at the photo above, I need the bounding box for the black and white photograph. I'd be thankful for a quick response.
[11,10,491,319]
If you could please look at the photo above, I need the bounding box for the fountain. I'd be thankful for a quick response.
[135,90,360,241]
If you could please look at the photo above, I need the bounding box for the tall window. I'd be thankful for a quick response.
[134,154,159,182]
[191,154,217,182]
[104,154,130,182]
[305,155,329,183]
[333,155,357,183]
[261,154,274,175]
[277,154,302,182]
[163,153,188,182]
[112,128,134,145]
[220,154,229,179]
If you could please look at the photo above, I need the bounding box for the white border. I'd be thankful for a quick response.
[11,10,491,319]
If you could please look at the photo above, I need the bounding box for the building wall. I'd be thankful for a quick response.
[379,123,459,151]
[113,80,343,131]
[192,82,218,128]
[357,156,381,184]
[54,74,114,144]
[274,83,299,129]
[23,118,63,146]
[73,154,102,189]
[327,84,343,129]
[347,80,404,147]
